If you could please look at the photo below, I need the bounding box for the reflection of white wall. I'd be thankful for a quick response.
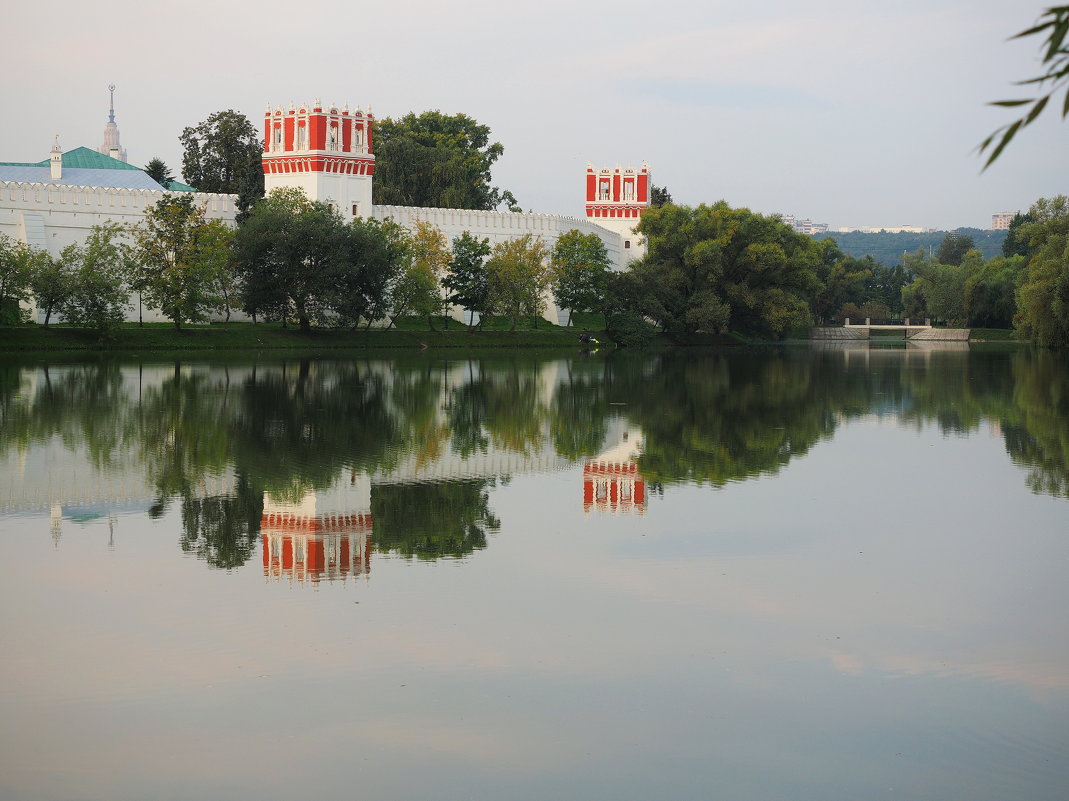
[0,361,643,511]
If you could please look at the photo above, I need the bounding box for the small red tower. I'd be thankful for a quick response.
[585,163,650,221]
[262,99,375,218]
[584,162,650,258]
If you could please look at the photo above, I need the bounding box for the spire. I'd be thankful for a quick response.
[50,135,62,180]
[99,83,127,163]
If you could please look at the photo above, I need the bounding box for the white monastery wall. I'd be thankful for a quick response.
[0,181,237,256]
[0,181,238,323]
[370,204,624,267]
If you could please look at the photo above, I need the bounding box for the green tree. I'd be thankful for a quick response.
[386,219,450,328]
[332,217,408,330]
[810,240,871,324]
[235,189,404,331]
[235,188,343,331]
[133,195,233,330]
[57,223,133,335]
[443,231,492,327]
[650,184,673,208]
[0,233,34,324]
[1015,195,1069,346]
[180,109,265,219]
[936,233,976,266]
[965,254,1024,328]
[981,5,1069,167]
[1003,211,1036,258]
[632,202,821,338]
[29,250,74,326]
[900,249,969,326]
[143,157,175,188]
[372,111,518,210]
[551,229,612,326]
[485,234,550,330]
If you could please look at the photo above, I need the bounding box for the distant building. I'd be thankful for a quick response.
[781,214,829,235]
[991,212,1016,230]
[835,225,931,234]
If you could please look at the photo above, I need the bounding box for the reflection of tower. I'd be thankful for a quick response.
[583,461,646,514]
[261,476,374,585]
[262,99,375,220]
[261,512,372,584]
[583,424,647,515]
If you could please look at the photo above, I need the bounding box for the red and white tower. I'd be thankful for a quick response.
[585,162,650,257]
[262,99,375,219]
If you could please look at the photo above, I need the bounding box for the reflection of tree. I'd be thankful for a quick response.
[179,472,264,569]
[370,479,500,559]
[616,351,844,486]
[551,364,608,461]
[1002,351,1069,498]
[445,359,550,458]
[230,359,402,499]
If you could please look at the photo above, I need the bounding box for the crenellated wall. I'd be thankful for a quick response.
[370,204,623,266]
[0,181,238,258]
[0,181,239,323]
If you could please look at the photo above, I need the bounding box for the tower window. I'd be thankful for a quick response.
[624,240,631,249]
[329,125,339,150]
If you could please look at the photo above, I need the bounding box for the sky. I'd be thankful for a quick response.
[4,0,1065,231]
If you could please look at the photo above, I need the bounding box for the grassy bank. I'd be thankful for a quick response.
[0,317,614,353]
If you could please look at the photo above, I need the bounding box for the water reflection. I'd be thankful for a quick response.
[2,346,1068,572]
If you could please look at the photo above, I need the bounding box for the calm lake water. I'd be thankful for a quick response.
[1,344,1067,801]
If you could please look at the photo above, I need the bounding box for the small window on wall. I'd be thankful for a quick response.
[351,204,359,216]
[624,240,631,249]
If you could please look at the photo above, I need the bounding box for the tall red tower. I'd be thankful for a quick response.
[262,99,375,218]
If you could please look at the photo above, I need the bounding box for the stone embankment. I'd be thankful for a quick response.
[908,328,970,341]
[811,327,869,340]
[810,327,972,341]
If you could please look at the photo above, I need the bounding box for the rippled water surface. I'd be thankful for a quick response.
[1,345,1067,800]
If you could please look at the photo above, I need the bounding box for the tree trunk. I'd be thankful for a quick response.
[299,315,311,332]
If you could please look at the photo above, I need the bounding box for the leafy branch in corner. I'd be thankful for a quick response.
[980,5,1069,168]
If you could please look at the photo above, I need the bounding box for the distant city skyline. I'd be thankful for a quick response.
[2,0,1063,232]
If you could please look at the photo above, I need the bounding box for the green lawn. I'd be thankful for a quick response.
[0,317,607,352]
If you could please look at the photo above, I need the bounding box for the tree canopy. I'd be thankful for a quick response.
[550,230,612,326]
[133,195,233,330]
[372,111,519,211]
[627,202,822,338]
[180,110,265,218]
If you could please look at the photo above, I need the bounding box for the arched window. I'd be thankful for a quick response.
[329,124,339,151]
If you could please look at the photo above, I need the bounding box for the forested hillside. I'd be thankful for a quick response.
[814,228,1008,265]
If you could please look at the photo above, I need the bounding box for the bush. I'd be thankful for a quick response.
[606,311,657,347]
[0,298,30,325]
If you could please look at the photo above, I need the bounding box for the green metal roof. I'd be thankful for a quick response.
[165,179,197,192]
[0,146,142,170]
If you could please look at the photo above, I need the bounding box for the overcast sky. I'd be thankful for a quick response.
[4,0,1065,231]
